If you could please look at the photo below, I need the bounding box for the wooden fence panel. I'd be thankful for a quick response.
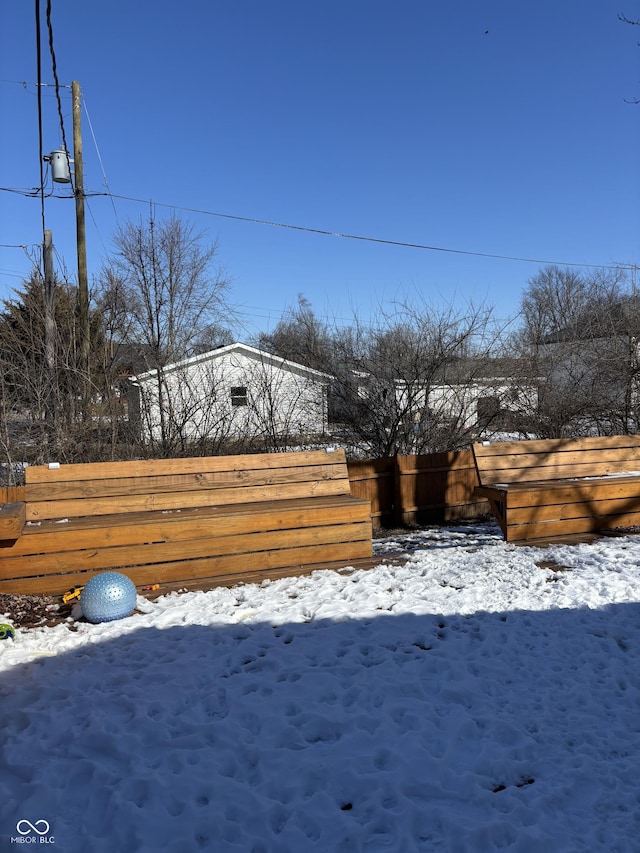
[0,485,26,504]
[348,450,489,528]
[346,458,395,526]
[3,452,488,529]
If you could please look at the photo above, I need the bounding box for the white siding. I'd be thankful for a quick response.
[133,346,329,443]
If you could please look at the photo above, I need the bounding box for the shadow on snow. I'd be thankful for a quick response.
[1,601,639,852]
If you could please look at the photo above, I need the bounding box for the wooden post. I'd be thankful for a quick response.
[393,455,404,527]
[43,229,57,447]
[43,230,55,373]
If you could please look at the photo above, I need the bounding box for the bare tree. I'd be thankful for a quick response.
[96,213,233,455]
[130,360,238,457]
[258,295,333,372]
[107,213,232,365]
[330,300,501,457]
[520,266,600,345]
[619,12,640,103]
[513,265,638,437]
[238,355,330,452]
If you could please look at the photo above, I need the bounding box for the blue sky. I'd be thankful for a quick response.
[1,1,639,339]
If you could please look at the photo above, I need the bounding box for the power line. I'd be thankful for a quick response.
[2,178,636,274]
[35,0,45,247]
[1,87,636,278]
[99,192,636,273]
[0,79,64,91]
[0,270,30,281]
[82,95,119,221]
[2,79,636,276]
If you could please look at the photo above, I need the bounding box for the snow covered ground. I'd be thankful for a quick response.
[2,522,640,852]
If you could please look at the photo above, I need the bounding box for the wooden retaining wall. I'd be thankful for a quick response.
[1,450,490,530]
[347,450,489,528]
[0,485,25,503]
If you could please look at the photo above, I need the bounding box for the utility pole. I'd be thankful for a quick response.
[72,80,90,409]
[43,230,56,372]
[43,229,57,446]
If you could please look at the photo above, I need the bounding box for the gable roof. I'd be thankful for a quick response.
[130,342,334,385]
[430,356,539,382]
[354,356,539,386]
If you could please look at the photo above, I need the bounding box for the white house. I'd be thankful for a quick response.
[129,343,332,445]
[356,358,539,433]
[426,371,539,431]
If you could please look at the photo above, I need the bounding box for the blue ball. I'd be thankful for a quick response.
[80,572,137,624]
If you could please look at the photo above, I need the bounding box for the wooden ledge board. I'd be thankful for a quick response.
[139,553,408,599]
[0,502,26,540]
[510,532,627,547]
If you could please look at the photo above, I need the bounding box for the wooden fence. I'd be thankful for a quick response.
[0,450,489,529]
[0,485,25,503]
[348,450,489,528]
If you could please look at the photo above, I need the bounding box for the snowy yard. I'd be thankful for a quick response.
[2,522,640,851]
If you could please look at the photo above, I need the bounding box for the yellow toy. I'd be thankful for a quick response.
[62,586,84,604]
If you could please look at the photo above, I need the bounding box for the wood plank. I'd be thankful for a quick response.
[506,509,640,542]
[475,458,640,479]
[474,436,640,459]
[475,485,508,501]
[0,503,26,540]
[483,465,640,484]
[478,478,640,503]
[0,496,371,565]
[25,449,347,483]
[524,532,607,547]
[475,445,640,469]
[475,457,640,474]
[508,494,640,525]
[25,478,352,521]
[15,495,370,550]
[485,496,507,538]
[502,478,640,508]
[0,520,373,579]
[0,539,375,595]
[474,452,640,481]
[141,553,408,598]
[347,463,394,482]
[0,486,26,503]
[24,463,350,502]
[397,451,479,474]
[13,496,370,552]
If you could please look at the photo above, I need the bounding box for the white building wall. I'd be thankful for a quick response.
[135,349,328,443]
[427,381,538,426]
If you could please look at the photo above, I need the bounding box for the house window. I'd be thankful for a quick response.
[231,386,248,407]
